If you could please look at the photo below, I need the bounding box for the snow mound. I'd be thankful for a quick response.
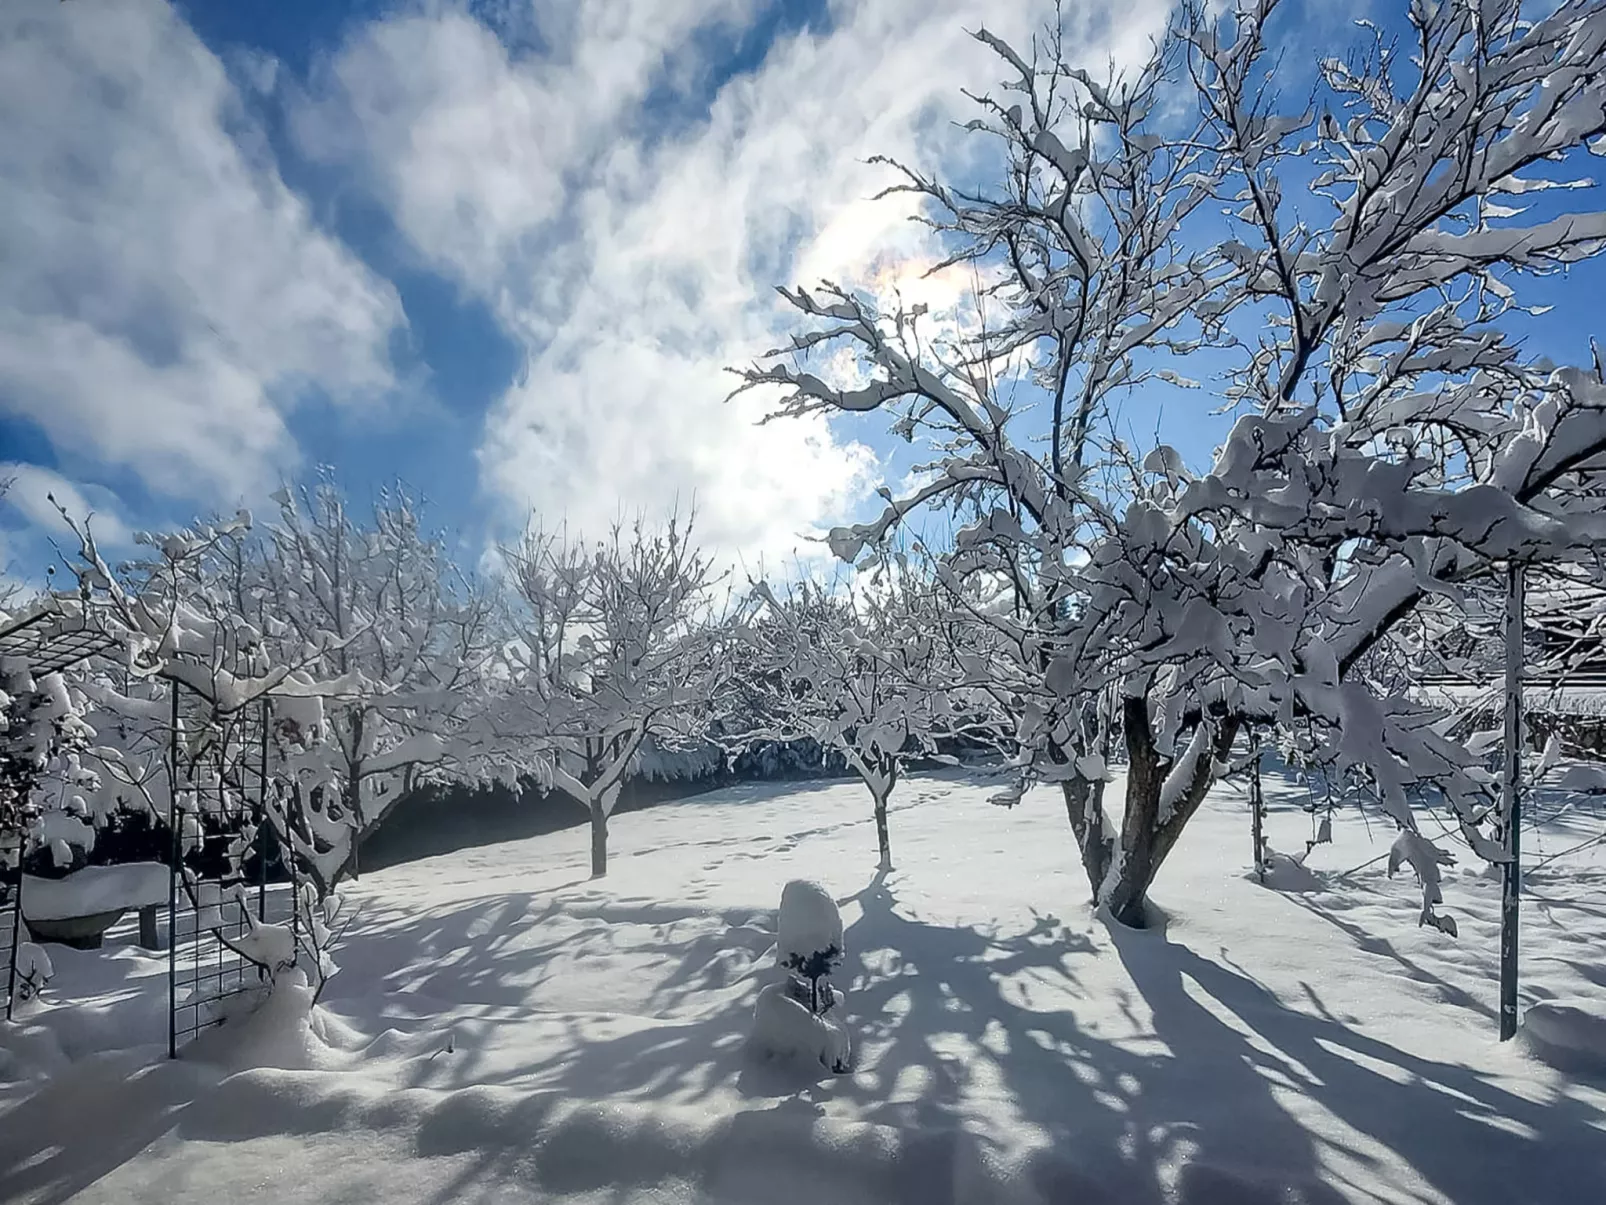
[1552,763,1606,793]
[749,980,851,1074]
[233,916,296,972]
[22,862,169,921]
[0,1018,70,1085]
[186,968,367,1073]
[1520,999,1606,1075]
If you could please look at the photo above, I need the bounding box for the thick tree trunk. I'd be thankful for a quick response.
[1100,700,1241,929]
[590,804,608,878]
[327,778,411,896]
[873,791,892,871]
[1106,699,1163,927]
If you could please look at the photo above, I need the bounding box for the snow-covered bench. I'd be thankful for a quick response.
[21,862,169,950]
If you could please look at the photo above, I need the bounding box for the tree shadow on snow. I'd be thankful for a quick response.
[1106,918,1606,1205]
[0,1051,208,1205]
[10,859,1605,1205]
[831,871,1349,1205]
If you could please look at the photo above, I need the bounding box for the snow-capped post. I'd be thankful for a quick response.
[495,510,725,878]
[1500,562,1525,1041]
[735,0,1606,930]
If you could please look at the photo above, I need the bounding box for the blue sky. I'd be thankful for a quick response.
[3,0,1605,591]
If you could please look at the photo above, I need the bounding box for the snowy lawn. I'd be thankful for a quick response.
[2,770,1604,1204]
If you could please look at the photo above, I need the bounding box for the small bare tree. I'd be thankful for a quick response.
[740,563,999,871]
[496,511,723,878]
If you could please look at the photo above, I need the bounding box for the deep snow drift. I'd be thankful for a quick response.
[1,769,1603,1204]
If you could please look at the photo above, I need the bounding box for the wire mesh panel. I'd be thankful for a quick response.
[170,842,296,1050]
[167,690,303,1055]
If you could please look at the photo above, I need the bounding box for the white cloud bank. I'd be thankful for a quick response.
[1,0,1169,570]
[297,0,1167,564]
[0,0,405,507]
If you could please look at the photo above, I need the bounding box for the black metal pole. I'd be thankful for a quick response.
[290,784,301,959]
[168,680,180,1060]
[5,869,23,1021]
[1249,734,1266,885]
[258,697,269,922]
[1500,563,1525,1042]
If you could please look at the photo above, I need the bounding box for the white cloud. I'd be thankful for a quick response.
[0,463,133,550]
[0,0,405,507]
[295,0,1171,566]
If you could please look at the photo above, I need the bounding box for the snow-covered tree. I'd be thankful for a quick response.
[737,0,1606,929]
[46,507,366,987]
[742,566,997,870]
[0,660,98,863]
[236,479,498,890]
[496,512,724,877]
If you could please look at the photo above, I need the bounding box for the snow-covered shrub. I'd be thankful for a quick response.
[748,879,852,1074]
[13,941,53,1002]
[1,660,105,882]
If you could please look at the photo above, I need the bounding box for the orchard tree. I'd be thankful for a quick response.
[738,0,1606,929]
[44,507,362,984]
[497,512,724,877]
[237,479,498,887]
[743,566,998,870]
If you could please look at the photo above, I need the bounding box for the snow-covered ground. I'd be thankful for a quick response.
[2,769,1604,1204]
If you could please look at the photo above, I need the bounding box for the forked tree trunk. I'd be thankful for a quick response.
[1062,700,1241,929]
[590,803,608,878]
[873,790,892,871]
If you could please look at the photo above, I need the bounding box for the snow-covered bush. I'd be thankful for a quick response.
[748,879,852,1074]
[12,941,52,1002]
[1,659,103,878]
[776,878,844,1009]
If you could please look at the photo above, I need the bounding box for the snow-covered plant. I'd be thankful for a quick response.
[0,660,101,872]
[741,563,999,870]
[47,503,375,986]
[234,478,498,890]
[749,879,852,1075]
[775,878,844,1014]
[12,940,52,1003]
[737,0,1606,930]
[494,510,725,877]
